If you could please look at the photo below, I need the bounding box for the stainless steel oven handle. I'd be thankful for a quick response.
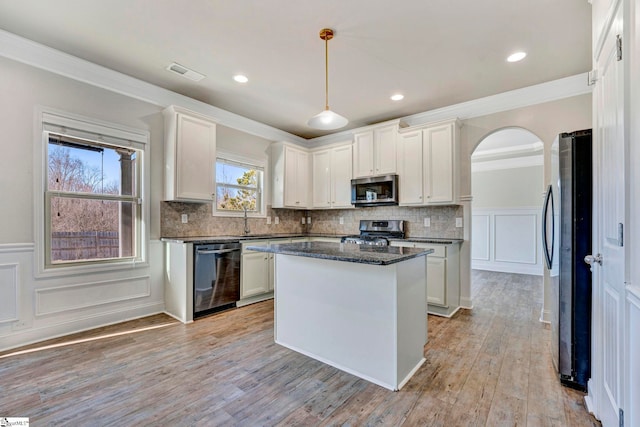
[196,248,239,255]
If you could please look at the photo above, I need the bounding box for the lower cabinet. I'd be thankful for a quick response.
[390,240,461,317]
[239,238,305,306]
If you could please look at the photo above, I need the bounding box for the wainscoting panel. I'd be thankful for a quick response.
[472,207,542,275]
[494,214,537,264]
[471,215,490,261]
[0,263,19,323]
[36,276,151,316]
[627,288,640,427]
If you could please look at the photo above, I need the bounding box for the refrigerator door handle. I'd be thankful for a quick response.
[542,185,554,269]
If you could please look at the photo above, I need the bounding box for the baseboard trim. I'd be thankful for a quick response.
[0,301,165,352]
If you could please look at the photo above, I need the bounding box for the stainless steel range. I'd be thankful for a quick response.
[341,220,405,246]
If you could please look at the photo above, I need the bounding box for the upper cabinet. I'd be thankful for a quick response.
[272,142,310,209]
[163,106,216,202]
[353,123,398,178]
[397,119,460,206]
[311,143,353,209]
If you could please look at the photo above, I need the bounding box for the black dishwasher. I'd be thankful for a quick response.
[193,242,241,318]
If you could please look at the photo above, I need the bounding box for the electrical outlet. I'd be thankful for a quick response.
[455,217,463,228]
[274,217,279,225]
[301,217,306,225]
[424,217,431,227]
[266,216,271,225]
[181,214,188,224]
[339,217,344,225]
[307,216,311,224]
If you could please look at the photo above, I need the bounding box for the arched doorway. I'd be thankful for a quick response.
[470,127,545,278]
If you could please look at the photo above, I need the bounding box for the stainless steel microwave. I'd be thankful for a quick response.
[351,174,399,207]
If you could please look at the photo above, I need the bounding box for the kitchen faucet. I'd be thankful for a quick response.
[243,205,250,235]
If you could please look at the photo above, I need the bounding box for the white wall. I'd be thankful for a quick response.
[471,162,544,275]
[0,57,166,351]
[472,165,543,208]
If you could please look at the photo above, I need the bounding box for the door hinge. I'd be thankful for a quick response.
[618,223,624,247]
[619,408,624,427]
[587,70,598,85]
[616,34,622,61]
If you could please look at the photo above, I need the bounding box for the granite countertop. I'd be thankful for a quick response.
[160,235,462,245]
[246,241,434,266]
[389,237,463,245]
[160,233,347,244]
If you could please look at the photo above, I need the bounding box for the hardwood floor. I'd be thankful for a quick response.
[0,271,600,426]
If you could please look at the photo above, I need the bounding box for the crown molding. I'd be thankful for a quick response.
[0,30,307,146]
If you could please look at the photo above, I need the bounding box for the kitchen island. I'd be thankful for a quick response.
[247,241,433,391]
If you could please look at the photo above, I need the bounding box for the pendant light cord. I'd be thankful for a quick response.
[325,35,329,111]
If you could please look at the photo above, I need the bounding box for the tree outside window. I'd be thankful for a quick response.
[215,159,263,214]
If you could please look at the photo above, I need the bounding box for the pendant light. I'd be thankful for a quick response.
[307,28,348,130]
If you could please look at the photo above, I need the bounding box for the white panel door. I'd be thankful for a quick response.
[353,131,374,177]
[312,150,331,208]
[424,124,454,203]
[374,125,397,175]
[592,4,625,426]
[331,145,353,208]
[175,114,216,201]
[398,131,423,205]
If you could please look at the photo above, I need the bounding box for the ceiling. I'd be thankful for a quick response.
[0,0,592,139]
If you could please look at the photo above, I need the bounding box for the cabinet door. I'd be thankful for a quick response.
[374,125,397,175]
[353,131,374,177]
[312,150,331,208]
[241,251,270,298]
[426,257,447,306]
[295,150,310,208]
[398,131,424,205]
[174,113,216,201]
[331,145,353,208]
[284,147,309,208]
[424,124,454,203]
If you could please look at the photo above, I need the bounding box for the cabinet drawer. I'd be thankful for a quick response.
[242,240,270,253]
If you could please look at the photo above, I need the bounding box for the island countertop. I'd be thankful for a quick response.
[246,241,433,266]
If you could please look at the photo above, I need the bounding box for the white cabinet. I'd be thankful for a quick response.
[312,144,352,209]
[241,240,271,299]
[353,123,398,178]
[240,237,306,304]
[163,106,216,202]
[272,143,310,209]
[397,119,459,206]
[390,240,461,317]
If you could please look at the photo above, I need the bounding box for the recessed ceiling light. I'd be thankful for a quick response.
[233,74,249,83]
[390,94,404,101]
[507,52,527,62]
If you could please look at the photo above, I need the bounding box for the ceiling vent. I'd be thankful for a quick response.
[165,62,206,81]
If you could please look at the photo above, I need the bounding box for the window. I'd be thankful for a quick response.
[214,156,264,215]
[39,110,148,271]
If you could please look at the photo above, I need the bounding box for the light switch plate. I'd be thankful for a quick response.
[266,216,271,225]
[301,217,306,225]
[339,217,344,225]
[274,216,280,225]
[424,217,431,227]
[455,217,463,227]
[181,214,188,224]
[307,216,311,224]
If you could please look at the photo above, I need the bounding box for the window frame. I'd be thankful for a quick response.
[213,152,266,218]
[35,108,150,277]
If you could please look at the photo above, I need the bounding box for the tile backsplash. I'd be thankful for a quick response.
[161,202,463,239]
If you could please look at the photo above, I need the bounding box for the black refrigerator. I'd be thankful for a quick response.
[542,129,592,391]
